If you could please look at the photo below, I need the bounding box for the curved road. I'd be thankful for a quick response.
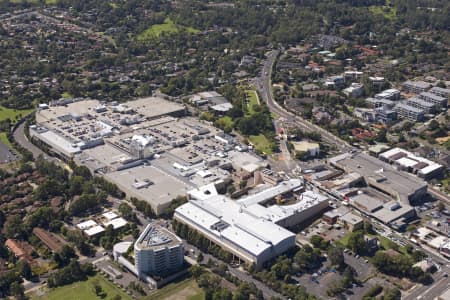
[257,50,353,154]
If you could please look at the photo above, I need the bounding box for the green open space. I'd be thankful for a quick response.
[0,132,13,149]
[249,134,273,155]
[339,232,406,255]
[369,5,397,21]
[245,90,260,115]
[0,105,34,124]
[31,274,131,300]
[144,278,204,300]
[137,18,199,41]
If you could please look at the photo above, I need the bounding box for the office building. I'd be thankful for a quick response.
[134,224,184,278]
[338,212,363,232]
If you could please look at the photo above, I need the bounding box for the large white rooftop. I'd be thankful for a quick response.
[380,147,443,176]
[77,220,97,230]
[177,180,328,257]
[237,179,303,206]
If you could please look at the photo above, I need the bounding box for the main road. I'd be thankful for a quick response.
[257,50,353,159]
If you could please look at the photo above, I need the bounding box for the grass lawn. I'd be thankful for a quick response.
[249,134,273,155]
[245,90,260,115]
[31,275,131,300]
[137,18,199,41]
[61,91,73,98]
[144,278,204,300]
[369,5,397,20]
[0,132,13,149]
[0,105,34,124]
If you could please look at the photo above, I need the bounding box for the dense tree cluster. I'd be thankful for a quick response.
[372,250,432,284]
[47,261,95,288]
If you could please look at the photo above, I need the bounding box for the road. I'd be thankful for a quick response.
[256,50,353,170]
[183,242,285,299]
[13,122,45,159]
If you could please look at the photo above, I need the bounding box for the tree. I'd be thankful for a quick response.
[347,231,366,254]
[428,120,440,131]
[310,235,329,250]
[16,260,32,280]
[4,215,27,239]
[382,287,401,300]
[227,185,236,195]
[9,281,24,299]
[436,201,445,212]
[189,265,204,279]
[328,246,345,269]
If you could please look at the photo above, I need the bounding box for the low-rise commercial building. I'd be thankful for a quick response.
[329,152,427,204]
[379,147,444,179]
[338,212,363,232]
[291,141,320,157]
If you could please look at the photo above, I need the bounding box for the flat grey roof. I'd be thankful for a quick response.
[351,193,384,213]
[407,97,435,108]
[331,153,427,203]
[125,97,185,119]
[395,103,424,113]
[372,201,415,224]
[135,224,181,250]
[105,165,192,212]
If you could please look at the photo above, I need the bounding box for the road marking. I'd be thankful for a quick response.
[419,277,447,298]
